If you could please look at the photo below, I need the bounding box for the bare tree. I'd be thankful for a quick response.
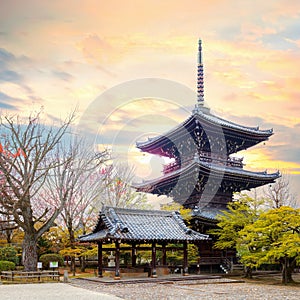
[102,163,149,209]
[0,112,75,271]
[264,172,297,208]
[0,169,18,243]
[41,137,108,274]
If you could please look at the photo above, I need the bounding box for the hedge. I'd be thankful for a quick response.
[39,253,64,270]
[0,260,16,271]
[0,246,19,264]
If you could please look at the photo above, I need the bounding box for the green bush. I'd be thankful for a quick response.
[0,246,19,264]
[0,260,16,271]
[39,253,64,270]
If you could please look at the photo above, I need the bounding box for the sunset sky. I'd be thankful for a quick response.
[0,0,299,206]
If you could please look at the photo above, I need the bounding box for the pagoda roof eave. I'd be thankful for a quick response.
[191,206,229,221]
[193,109,273,136]
[136,109,273,151]
[133,159,280,189]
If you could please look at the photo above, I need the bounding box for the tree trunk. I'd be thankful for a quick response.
[71,256,76,276]
[22,233,38,271]
[80,256,86,272]
[68,226,76,276]
[281,257,295,284]
[5,228,12,244]
[243,266,252,279]
[286,267,294,284]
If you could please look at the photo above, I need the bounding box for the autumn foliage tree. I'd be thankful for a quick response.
[0,112,75,271]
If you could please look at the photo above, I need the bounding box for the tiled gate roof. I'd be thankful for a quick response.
[79,206,209,243]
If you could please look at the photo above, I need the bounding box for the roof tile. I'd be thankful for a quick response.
[79,206,209,243]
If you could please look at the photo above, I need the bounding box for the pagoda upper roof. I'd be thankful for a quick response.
[79,206,209,243]
[136,105,273,155]
[193,106,273,135]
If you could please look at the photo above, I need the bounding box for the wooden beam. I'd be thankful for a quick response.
[101,246,186,251]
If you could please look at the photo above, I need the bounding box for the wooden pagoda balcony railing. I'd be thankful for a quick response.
[163,152,243,174]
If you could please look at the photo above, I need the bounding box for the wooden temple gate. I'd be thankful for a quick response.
[96,241,193,279]
[79,206,210,280]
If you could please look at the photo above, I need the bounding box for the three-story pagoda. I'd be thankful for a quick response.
[134,40,279,232]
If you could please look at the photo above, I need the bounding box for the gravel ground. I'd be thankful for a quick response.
[69,277,300,300]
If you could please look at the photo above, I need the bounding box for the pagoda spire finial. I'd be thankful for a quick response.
[197,39,204,105]
[193,39,209,114]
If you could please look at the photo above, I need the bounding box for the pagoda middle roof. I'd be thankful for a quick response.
[133,157,280,190]
[136,107,273,150]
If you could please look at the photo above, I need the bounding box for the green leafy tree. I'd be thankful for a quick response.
[209,194,265,277]
[161,202,192,225]
[210,195,264,250]
[187,244,199,264]
[238,206,300,284]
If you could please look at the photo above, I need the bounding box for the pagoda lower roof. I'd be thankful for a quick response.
[133,157,280,192]
[191,206,228,221]
[136,107,273,155]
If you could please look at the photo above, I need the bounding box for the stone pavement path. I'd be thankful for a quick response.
[0,282,123,300]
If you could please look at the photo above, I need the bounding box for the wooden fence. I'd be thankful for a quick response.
[0,270,60,283]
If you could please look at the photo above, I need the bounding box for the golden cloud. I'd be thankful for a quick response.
[242,148,300,175]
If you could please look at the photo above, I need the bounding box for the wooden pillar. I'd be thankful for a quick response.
[162,243,167,266]
[114,240,121,280]
[197,243,201,274]
[132,243,137,267]
[151,242,157,278]
[183,241,189,276]
[97,241,103,277]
